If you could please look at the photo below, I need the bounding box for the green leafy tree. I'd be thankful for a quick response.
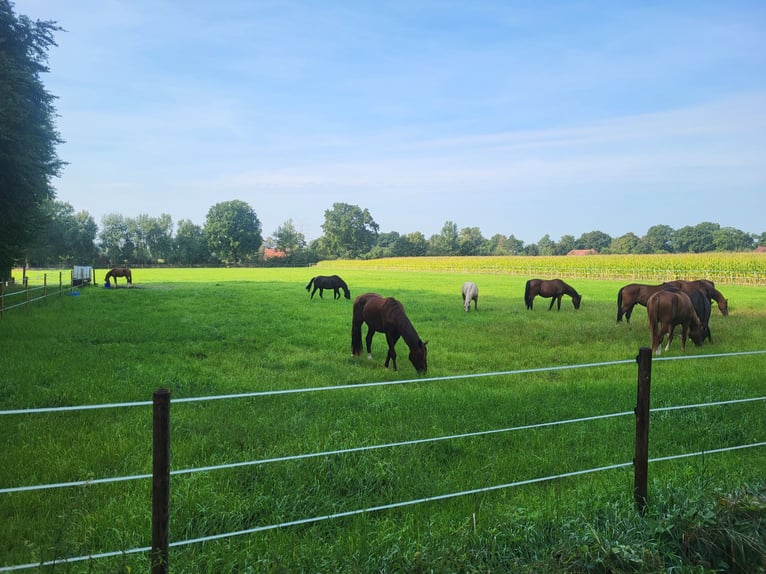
[609,232,644,254]
[556,234,576,255]
[712,227,754,252]
[204,200,262,265]
[26,200,97,266]
[457,227,485,256]
[673,222,719,253]
[320,202,379,259]
[0,2,65,280]
[272,219,306,256]
[98,213,132,265]
[643,224,675,253]
[536,234,556,256]
[575,230,612,252]
[392,232,428,256]
[172,219,209,265]
[428,221,460,255]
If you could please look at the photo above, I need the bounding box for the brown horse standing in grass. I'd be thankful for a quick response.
[646,289,705,355]
[616,283,666,323]
[105,268,132,287]
[351,293,428,373]
[524,279,581,311]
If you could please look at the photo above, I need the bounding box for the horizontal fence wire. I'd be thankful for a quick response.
[3,350,765,417]
[3,396,765,495]
[3,441,765,573]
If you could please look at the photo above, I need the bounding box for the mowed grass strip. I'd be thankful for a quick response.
[1,265,764,572]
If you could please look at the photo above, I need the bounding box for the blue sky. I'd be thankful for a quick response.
[16,1,766,243]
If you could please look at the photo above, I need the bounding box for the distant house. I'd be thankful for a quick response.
[755,246,766,253]
[263,248,287,260]
[567,249,598,256]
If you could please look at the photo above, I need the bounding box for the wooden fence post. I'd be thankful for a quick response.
[634,347,652,513]
[152,389,171,574]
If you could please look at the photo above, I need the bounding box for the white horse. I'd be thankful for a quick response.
[461,281,479,312]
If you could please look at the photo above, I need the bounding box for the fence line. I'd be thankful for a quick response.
[2,352,765,572]
[3,350,765,417]
[0,271,72,318]
[4,395,765,495]
[3,441,764,573]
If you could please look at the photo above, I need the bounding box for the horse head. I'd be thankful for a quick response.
[409,340,428,374]
[572,293,582,309]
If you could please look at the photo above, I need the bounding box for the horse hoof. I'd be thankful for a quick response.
[367,354,372,360]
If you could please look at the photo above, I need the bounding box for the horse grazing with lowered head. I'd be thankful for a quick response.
[351,293,428,373]
[105,268,132,287]
[663,279,728,316]
[616,283,666,323]
[306,275,350,300]
[661,283,712,343]
[524,279,581,311]
[646,289,705,355]
[461,281,478,312]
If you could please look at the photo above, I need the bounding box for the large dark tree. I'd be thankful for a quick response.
[204,200,262,265]
[0,2,65,280]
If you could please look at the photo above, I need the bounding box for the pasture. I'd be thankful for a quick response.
[1,264,765,572]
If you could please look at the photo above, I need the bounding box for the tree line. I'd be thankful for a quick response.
[21,198,766,269]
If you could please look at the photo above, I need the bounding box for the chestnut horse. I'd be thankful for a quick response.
[351,293,428,373]
[306,275,350,300]
[646,289,705,355]
[461,281,479,312]
[524,279,581,311]
[664,279,728,316]
[616,283,666,323]
[105,267,132,287]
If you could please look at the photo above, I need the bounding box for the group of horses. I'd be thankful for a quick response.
[307,273,730,374]
[616,279,728,355]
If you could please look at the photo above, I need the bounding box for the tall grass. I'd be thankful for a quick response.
[1,265,764,572]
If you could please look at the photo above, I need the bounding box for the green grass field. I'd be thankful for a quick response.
[1,263,765,572]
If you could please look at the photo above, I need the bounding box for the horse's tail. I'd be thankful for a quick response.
[351,296,364,356]
[616,287,624,322]
[305,277,315,292]
[524,280,531,309]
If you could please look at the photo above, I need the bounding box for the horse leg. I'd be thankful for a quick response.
[625,304,634,323]
[318,288,324,299]
[365,328,375,360]
[310,287,317,300]
[665,326,675,352]
[384,333,399,371]
[548,297,555,311]
[333,288,339,300]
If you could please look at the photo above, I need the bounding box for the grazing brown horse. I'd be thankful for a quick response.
[664,279,728,316]
[105,267,132,287]
[351,293,428,373]
[616,283,666,323]
[524,279,581,311]
[646,290,705,355]
[306,275,350,300]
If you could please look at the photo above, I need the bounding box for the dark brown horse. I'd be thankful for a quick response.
[616,283,666,323]
[351,293,428,373]
[664,279,728,316]
[524,279,581,311]
[105,268,132,287]
[646,289,705,355]
[306,275,350,300]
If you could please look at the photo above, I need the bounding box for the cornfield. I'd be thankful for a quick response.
[323,253,766,285]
